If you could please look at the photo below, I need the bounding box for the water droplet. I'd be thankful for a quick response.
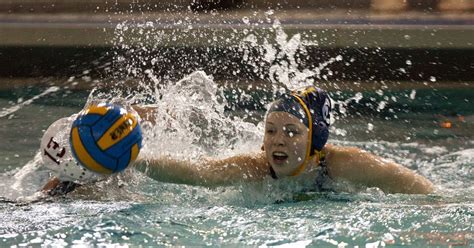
[377,101,386,112]
[368,123,374,131]
[410,90,416,100]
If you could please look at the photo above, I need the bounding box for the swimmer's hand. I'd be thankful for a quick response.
[41,177,80,196]
[41,177,61,192]
[132,105,158,124]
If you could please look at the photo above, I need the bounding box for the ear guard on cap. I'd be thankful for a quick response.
[291,86,331,153]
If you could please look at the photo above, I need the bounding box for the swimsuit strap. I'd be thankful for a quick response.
[315,151,329,191]
[318,150,327,168]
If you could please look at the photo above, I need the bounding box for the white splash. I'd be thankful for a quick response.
[240,19,343,93]
[0,152,49,201]
[140,71,262,160]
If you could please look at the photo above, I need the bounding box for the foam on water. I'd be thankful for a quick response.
[420,148,474,193]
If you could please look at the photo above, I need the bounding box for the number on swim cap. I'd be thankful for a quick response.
[40,116,100,182]
[322,98,330,123]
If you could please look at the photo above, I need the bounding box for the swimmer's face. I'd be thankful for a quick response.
[263,112,309,177]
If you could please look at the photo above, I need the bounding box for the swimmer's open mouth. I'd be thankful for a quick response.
[272,151,288,163]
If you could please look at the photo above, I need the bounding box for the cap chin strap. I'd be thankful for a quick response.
[290,94,314,177]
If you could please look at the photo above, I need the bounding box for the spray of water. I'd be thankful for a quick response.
[3,11,471,204]
[100,16,346,161]
[0,8,472,247]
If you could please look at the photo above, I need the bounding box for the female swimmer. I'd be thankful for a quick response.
[132,86,434,194]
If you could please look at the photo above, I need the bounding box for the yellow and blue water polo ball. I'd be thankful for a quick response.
[70,104,142,174]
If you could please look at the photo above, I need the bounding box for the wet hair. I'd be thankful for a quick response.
[267,86,331,153]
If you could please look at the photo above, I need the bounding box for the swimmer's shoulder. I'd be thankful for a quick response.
[322,144,362,164]
[320,144,366,177]
[323,143,359,154]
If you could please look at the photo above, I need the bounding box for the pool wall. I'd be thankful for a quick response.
[0,2,472,84]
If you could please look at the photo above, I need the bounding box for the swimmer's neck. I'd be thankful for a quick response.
[285,144,333,182]
[305,144,331,171]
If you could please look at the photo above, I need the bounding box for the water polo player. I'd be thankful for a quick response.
[40,115,101,195]
[134,86,434,194]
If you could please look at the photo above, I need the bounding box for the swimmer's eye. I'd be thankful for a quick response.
[266,129,275,134]
[286,130,299,137]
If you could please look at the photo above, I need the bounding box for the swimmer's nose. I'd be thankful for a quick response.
[273,132,286,146]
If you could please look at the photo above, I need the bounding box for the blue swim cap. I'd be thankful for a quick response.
[267,86,331,153]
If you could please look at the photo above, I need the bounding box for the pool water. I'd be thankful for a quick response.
[1,15,473,246]
[0,77,472,247]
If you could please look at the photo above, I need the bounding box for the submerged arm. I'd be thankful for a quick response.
[324,145,434,194]
[41,177,80,196]
[134,152,268,187]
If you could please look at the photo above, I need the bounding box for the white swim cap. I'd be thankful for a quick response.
[40,115,100,183]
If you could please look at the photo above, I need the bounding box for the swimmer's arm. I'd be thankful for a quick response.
[41,177,61,192]
[134,153,268,187]
[132,105,158,123]
[324,145,434,194]
[41,177,80,196]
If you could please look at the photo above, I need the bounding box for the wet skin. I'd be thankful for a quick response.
[263,112,310,178]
